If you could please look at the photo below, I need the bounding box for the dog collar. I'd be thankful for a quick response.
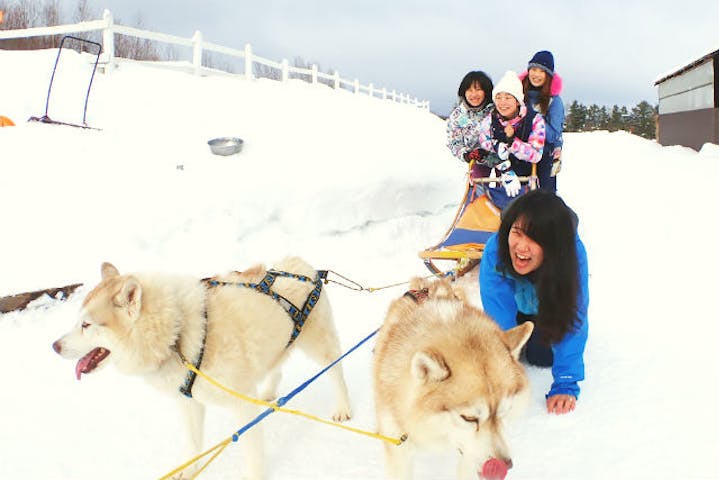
[403,288,429,304]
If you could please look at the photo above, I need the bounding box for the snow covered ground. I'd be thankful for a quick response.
[1,48,718,480]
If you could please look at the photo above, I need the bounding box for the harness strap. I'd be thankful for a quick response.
[260,270,327,348]
[178,306,208,399]
[404,288,429,304]
[204,269,329,348]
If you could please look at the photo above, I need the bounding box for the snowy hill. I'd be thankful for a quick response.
[1,49,718,480]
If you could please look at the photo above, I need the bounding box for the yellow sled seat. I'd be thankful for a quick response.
[419,182,501,276]
[419,163,536,278]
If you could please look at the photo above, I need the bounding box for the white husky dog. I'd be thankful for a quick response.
[373,277,533,480]
[53,257,352,479]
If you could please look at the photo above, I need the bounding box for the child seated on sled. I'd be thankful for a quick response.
[445,70,495,188]
[474,70,546,210]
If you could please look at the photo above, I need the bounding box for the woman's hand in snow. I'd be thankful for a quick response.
[546,394,576,415]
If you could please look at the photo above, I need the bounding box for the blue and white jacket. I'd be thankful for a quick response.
[519,71,565,151]
[479,232,589,398]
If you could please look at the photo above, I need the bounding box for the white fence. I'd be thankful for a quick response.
[0,9,430,110]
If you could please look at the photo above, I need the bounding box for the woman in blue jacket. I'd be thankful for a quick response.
[520,50,565,192]
[479,189,588,415]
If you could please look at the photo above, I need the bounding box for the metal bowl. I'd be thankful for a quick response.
[208,137,243,156]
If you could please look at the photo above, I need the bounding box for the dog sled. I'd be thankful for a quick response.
[419,162,537,278]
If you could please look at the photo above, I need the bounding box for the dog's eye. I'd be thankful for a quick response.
[460,414,479,425]
[81,322,92,329]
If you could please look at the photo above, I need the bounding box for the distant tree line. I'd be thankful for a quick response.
[0,0,160,60]
[565,100,658,140]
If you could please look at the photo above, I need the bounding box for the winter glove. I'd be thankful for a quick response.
[551,159,562,177]
[482,152,503,168]
[550,147,562,177]
[496,159,521,197]
[497,142,510,161]
[463,148,482,163]
[488,167,498,188]
[501,170,521,197]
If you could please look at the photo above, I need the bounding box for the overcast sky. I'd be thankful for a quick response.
[72,0,718,115]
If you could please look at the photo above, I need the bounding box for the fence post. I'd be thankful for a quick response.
[391,89,396,103]
[192,31,203,75]
[102,9,115,73]
[244,43,253,80]
[368,83,374,98]
[333,71,340,89]
[281,59,288,82]
[354,79,359,94]
[311,64,318,84]
[381,87,387,100]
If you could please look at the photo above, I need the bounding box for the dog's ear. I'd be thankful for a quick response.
[429,278,463,301]
[411,350,450,383]
[113,277,142,318]
[503,322,534,360]
[408,276,428,291]
[101,262,120,279]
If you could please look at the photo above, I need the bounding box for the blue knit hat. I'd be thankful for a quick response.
[527,50,554,76]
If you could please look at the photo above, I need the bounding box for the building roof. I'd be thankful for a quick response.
[654,47,719,86]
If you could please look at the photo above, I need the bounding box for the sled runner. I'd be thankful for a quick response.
[28,35,102,130]
[419,162,537,278]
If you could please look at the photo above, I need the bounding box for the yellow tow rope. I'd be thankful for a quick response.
[185,362,403,444]
[159,361,405,479]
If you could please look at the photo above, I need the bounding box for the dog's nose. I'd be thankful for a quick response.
[52,340,62,354]
[505,458,513,469]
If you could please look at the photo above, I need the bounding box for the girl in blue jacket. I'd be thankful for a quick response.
[520,50,565,192]
[479,189,588,415]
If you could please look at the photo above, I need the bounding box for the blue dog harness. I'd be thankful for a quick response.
[178,269,328,398]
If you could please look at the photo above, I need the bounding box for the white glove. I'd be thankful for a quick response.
[497,142,510,161]
[501,170,521,197]
[551,159,562,177]
[488,167,498,188]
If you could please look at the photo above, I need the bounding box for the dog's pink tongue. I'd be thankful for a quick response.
[75,360,86,380]
[74,347,110,380]
[480,458,508,480]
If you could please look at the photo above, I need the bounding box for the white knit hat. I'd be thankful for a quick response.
[492,70,524,105]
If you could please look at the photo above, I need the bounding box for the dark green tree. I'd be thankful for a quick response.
[629,101,657,139]
[608,105,629,131]
[565,100,587,132]
[586,104,604,130]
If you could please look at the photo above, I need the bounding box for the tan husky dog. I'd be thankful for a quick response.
[52,257,351,480]
[373,277,533,480]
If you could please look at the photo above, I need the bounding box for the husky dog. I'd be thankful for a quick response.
[52,257,352,480]
[373,277,533,480]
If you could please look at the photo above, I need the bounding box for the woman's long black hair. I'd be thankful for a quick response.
[496,190,580,344]
[457,71,493,109]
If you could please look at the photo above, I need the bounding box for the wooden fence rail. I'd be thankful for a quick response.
[0,9,429,110]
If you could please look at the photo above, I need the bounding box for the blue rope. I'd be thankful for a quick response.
[231,327,379,442]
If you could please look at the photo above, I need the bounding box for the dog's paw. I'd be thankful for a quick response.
[332,407,352,422]
[259,389,277,402]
